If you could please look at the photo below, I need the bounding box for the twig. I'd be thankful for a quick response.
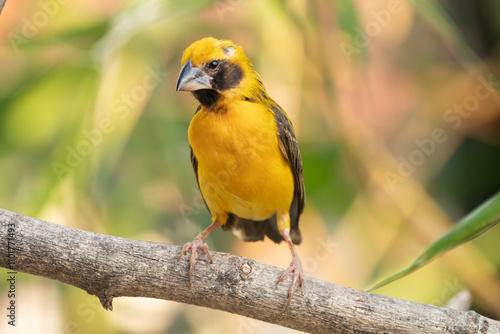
[0,0,6,16]
[1,208,499,333]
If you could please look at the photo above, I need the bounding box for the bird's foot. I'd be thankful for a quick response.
[178,237,213,288]
[275,255,304,311]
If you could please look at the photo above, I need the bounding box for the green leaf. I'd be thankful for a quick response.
[369,191,500,291]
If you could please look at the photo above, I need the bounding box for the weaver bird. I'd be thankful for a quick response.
[176,37,305,310]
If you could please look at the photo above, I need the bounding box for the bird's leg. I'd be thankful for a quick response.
[178,220,220,288]
[275,228,305,311]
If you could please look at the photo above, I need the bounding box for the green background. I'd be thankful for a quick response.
[1,0,500,333]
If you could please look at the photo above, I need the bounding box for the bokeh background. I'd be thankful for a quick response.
[1,0,500,333]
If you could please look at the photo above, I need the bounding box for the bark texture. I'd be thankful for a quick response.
[1,208,499,333]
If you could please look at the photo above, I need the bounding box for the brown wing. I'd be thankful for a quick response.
[271,102,305,244]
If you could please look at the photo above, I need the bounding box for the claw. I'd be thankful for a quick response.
[178,238,212,287]
[275,255,304,311]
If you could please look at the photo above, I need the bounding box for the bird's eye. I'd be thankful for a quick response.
[207,60,219,70]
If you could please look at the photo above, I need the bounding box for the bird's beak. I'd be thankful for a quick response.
[176,59,212,92]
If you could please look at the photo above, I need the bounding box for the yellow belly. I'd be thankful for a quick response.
[188,100,294,224]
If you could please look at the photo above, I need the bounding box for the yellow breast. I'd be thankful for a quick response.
[188,100,294,224]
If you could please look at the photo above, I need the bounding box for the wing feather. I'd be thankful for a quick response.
[270,102,305,244]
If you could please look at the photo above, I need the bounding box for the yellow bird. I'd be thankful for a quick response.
[176,37,305,310]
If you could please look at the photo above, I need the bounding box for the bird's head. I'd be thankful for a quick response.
[176,37,262,108]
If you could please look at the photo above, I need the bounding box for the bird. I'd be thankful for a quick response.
[175,37,305,310]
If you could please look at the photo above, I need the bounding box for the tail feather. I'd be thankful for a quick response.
[222,190,303,244]
[223,212,301,245]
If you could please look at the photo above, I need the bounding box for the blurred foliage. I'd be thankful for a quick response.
[370,191,500,291]
[1,0,500,333]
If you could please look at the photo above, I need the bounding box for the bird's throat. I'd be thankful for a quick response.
[192,90,221,109]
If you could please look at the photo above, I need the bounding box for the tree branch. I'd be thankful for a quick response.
[1,208,499,333]
[0,0,6,16]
